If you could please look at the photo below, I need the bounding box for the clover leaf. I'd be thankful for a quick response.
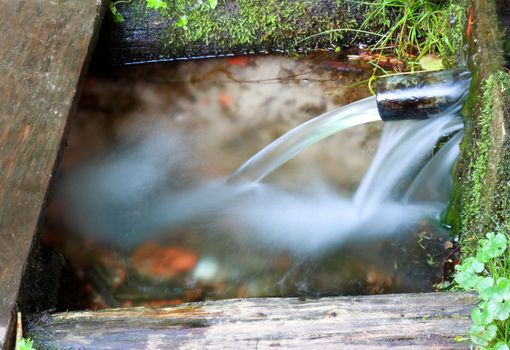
[487,298,510,322]
[16,338,36,350]
[477,232,508,263]
[470,324,498,347]
[455,231,509,348]
[477,276,495,300]
[479,278,510,302]
[471,304,491,326]
[489,343,510,350]
[454,257,485,289]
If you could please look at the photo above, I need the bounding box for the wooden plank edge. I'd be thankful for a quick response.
[0,1,108,348]
[27,292,477,349]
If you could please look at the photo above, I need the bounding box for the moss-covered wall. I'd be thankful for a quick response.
[447,0,510,256]
[97,0,468,67]
[154,0,361,48]
[96,0,376,65]
[442,0,467,69]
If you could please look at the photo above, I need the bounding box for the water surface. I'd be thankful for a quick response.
[42,54,459,309]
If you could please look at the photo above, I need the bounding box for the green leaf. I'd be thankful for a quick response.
[146,0,167,10]
[456,257,485,274]
[479,277,510,302]
[454,271,475,289]
[209,0,218,9]
[491,343,510,350]
[477,276,495,300]
[471,303,490,326]
[470,324,498,346]
[475,276,495,296]
[454,257,485,289]
[109,3,125,23]
[17,338,36,350]
[487,298,510,321]
[175,15,188,29]
[453,335,469,342]
[477,232,508,263]
[418,54,443,71]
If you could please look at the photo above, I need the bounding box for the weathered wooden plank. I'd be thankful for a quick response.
[0,1,106,348]
[28,293,476,349]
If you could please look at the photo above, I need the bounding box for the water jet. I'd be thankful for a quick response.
[45,55,472,309]
[228,68,471,184]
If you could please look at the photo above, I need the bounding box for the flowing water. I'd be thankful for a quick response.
[44,56,467,307]
[58,92,465,272]
[225,113,463,253]
[228,96,381,184]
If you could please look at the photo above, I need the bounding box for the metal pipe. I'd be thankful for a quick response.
[376,68,471,121]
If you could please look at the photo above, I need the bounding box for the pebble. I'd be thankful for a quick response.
[192,257,220,282]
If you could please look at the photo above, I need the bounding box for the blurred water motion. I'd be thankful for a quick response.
[42,54,460,309]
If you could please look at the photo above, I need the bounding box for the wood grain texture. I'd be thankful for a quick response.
[0,1,106,348]
[28,292,476,349]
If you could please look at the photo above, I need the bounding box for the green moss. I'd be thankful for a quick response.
[108,0,468,67]
[444,0,510,256]
[457,72,510,255]
[109,0,370,59]
[158,0,362,50]
[442,2,467,68]
[461,75,496,231]
[488,72,510,227]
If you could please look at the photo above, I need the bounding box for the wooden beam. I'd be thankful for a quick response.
[27,293,476,349]
[0,1,106,348]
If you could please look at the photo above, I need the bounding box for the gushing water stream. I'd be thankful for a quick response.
[62,92,464,255]
[222,113,463,253]
[228,96,381,184]
[353,115,463,212]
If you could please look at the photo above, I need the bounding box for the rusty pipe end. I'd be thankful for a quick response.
[376,68,471,121]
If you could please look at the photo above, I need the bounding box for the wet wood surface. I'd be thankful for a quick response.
[0,1,106,348]
[28,292,476,349]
